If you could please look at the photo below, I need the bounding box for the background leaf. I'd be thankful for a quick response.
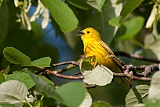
[66,0,91,10]
[3,47,33,66]
[86,0,105,11]
[41,0,78,33]
[6,71,35,89]
[143,35,160,60]
[0,80,28,105]
[29,72,87,107]
[55,82,87,107]
[116,16,144,39]
[85,0,122,44]
[79,92,92,107]
[125,85,149,107]
[0,72,5,83]
[120,0,143,23]
[29,72,61,99]
[145,99,160,107]
[41,75,55,86]
[32,57,51,67]
[109,16,121,27]
[0,103,17,107]
[148,71,160,100]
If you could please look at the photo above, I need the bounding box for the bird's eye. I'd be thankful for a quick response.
[87,31,90,34]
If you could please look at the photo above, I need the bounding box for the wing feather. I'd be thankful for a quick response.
[100,41,124,67]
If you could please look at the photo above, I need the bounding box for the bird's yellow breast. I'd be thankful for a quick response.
[84,40,113,67]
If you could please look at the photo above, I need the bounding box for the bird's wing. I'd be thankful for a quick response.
[100,41,114,55]
[100,41,124,67]
[112,56,124,66]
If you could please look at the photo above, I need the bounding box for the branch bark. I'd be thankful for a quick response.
[115,51,160,63]
[37,56,159,83]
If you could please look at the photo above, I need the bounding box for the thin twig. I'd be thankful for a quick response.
[37,57,159,82]
[43,64,156,81]
[131,76,151,81]
[45,69,83,80]
[124,64,159,77]
[113,72,151,81]
[36,60,80,74]
[51,61,79,67]
[115,51,160,63]
[56,57,84,73]
[133,65,148,70]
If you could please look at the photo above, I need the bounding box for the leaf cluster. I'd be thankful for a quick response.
[0,47,91,107]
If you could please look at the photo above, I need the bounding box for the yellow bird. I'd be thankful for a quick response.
[79,27,131,86]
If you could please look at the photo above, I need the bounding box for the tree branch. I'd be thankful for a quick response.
[39,63,159,82]
[115,51,160,63]
[36,60,81,74]
[37,57,159,83]
[113,72,151,81]
[51,61,79,67]
[45,69,83,79]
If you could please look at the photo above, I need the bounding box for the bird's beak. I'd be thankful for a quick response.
[76,30,85,36]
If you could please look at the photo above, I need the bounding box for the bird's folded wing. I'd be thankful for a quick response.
[100,41,114,55]
[100,41,124,67]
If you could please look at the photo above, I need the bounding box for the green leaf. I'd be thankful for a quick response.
[104,0,144,27]
[116,16,144,39]
[86,0,106,11]
[41,75,54,86]
[85,0,122,44]
[32,57,51,67]
[0,103,17,107]
[142,34,160,60]
[125,85,149,107]
[41,0,78,33]
[144,33,155,48]
[34,100,43,107]
[148,71,160,100]
[145,99,160,107]
[92,101,112,107]
[66,0,91,10]
[109,16,121,27]
[6,71,35,89]
[80,57,113,86]
[79,92,92,107]
[3,65,10,74]
[0,0,3,6]
[80,57,97,71]
[29,72,61,100]
[0,80,28,105]
[29,72,86,107]
[0,72,5,84]
[3,47,33,66]
[120,0,143,23]
[55,82,87,107]
[116,0,125,4]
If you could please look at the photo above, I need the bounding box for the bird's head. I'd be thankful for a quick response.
[78,27,101,41]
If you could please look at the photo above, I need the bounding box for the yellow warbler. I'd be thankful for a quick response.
[79,27,131,86]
